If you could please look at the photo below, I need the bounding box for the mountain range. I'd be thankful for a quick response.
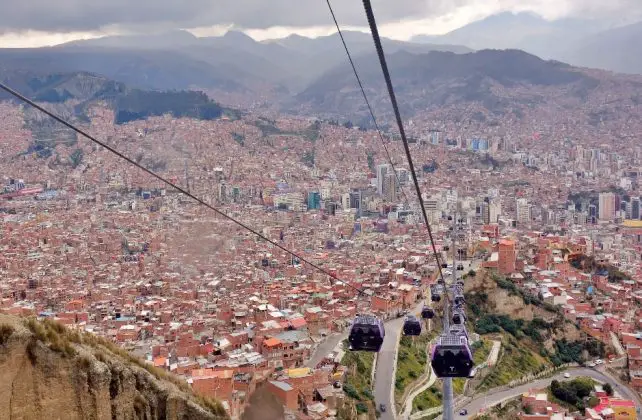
[412,12,642,76]
[1,16,641,122]
[296,49,599,121]
[0,30,468,95]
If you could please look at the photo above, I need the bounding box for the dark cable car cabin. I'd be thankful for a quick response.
[454,294,465,306]
[403,315,422,336]
[430,285,442,302]
[452,310,466,325]
[421,306,435,319]
[431,333,474,378]
[348,315,385,352]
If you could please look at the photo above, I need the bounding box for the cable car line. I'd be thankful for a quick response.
[358,4,477,419]
[0,81,386,302]
[324,0,413,212]
[360,0,446,285]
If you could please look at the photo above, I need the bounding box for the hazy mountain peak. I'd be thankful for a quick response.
[59,29,198,49]
[481,11,546,24]
[221,30,257,44]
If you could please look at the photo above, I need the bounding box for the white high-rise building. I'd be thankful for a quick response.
[598,192,616,221]
[376,164,390,196]
[516,198,531,224]
[489,201,502,224]
[341,193,350,210]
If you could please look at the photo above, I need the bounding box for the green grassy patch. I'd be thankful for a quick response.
[472,339,492,365]
[395,333,432,404]
[341,345,375,398]
[412,384,442,412]
[340,341,376,418]
[453,378,466,395]
[478,335,550,391]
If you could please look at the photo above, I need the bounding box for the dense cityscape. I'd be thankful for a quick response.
[1,83,642,419]
[3,2,642,420]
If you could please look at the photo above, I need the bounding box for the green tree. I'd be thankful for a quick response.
[69,148,84,168]
[366,151,375,172]
[603,383,613,396]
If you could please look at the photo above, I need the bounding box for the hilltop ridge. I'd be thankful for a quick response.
[0,314,227,420]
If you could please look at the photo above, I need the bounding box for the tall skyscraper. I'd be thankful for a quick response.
[383,173,398,202]
[395,168,409,184]
[307,191,321,210]
[632,197,641,220]
[516,198,531,225]
[489,201,502,224]
[589,204,597,224]
[481,201,490,224]
[598,192,616,220]
[349,190,362,210]
[376,164,390,196]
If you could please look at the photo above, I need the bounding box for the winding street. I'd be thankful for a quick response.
[456,367,642,419]
[373,259,479,420]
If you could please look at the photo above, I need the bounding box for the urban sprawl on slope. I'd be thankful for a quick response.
[2,94,642,419]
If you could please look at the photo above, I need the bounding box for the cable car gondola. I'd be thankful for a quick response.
[348,315,385,352]
[403,315,422,336]
[452,309,466,325]
[421,306,435,319]
[431,333,474,378]
[430,285,442,302]
[454,294,465,306]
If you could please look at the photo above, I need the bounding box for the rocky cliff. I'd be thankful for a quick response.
[0,314,228,420]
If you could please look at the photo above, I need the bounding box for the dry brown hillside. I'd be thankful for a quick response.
[465,269,557,322]
[465,270,583,350]
[0,314,228,420]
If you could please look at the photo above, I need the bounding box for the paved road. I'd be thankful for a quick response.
[457,367,641,418]
[373,259,479,420]
[375,313,410,420]
[305,332,347,368]
[401,361,437,419]
[487,341,501,367]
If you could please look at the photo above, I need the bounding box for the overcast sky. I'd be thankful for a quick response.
[0,0,639,47]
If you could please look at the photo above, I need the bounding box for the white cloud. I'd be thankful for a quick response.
[0,0,639,47]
